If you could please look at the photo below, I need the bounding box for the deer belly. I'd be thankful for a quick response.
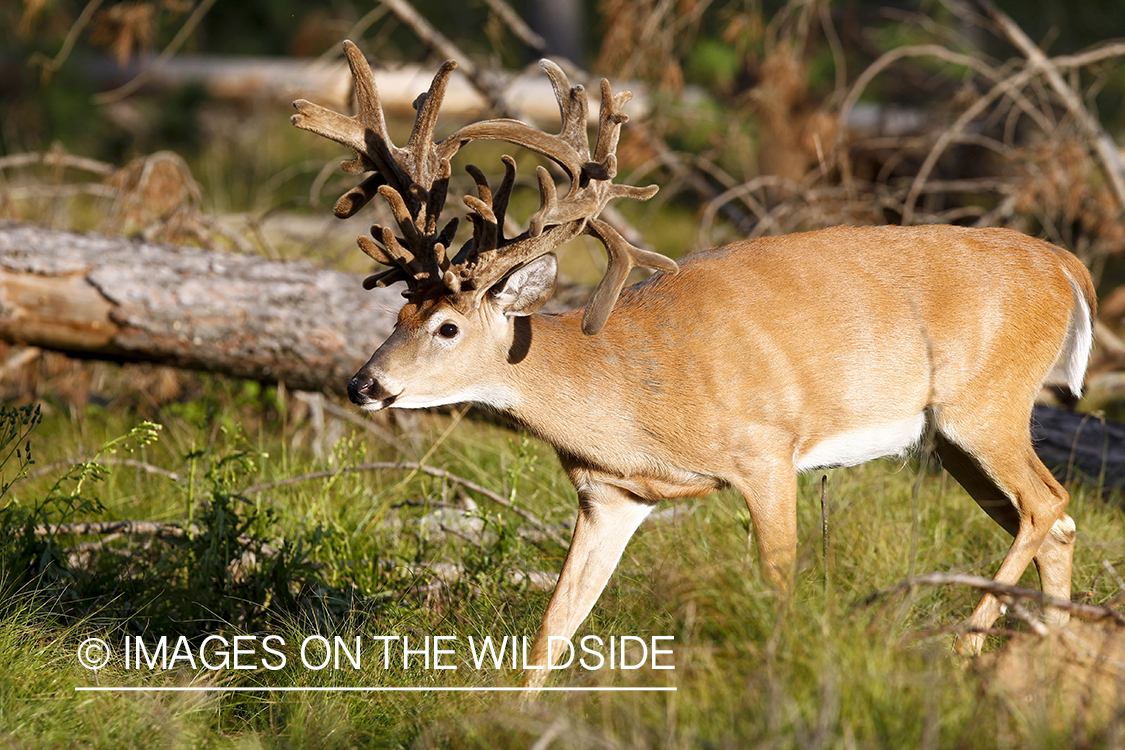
[792,412,927,472]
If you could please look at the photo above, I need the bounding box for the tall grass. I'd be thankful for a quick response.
[1,386,1123,748]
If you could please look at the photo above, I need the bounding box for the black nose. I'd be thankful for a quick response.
[347,373,376,405]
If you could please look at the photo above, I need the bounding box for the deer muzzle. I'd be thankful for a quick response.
[347,371,397,409]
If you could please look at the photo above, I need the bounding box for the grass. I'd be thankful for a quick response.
[1,382,1124,749]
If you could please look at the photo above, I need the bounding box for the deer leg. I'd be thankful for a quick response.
[728,462,799,592]
[933,431,1073,654]
[521,481,655,689]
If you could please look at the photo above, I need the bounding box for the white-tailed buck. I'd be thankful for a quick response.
[293,43,1097,686]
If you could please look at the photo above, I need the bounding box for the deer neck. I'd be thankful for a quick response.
[492,311,643,460]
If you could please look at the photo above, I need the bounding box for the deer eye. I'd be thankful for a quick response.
[437,322,459,339]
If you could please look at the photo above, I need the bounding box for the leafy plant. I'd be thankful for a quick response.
[0,407,358,637]
[0,408,158,594]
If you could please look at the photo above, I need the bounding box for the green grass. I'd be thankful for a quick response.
[1,385,1124,749]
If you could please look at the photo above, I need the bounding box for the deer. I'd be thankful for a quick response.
[292,42,1097,688]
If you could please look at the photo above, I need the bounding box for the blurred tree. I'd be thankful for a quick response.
[527,0,585,62]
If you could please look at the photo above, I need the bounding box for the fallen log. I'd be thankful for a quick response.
[0,221,401,396]
[76,53,643,125]
[1032,405,1125,491]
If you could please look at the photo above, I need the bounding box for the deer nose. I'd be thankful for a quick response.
[347,373,377,405]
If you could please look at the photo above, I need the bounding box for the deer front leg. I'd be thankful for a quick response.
[729,459,799,592]
[521,481,655,689]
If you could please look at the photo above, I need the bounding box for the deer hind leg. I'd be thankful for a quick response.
[932,427,1074,655]
[521,481,655,689]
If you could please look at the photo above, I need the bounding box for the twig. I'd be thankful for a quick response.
[836,45,1002,180]
[242,461,569,548]
[901,63,1040,224]
[29,0,105,83]
[1006,599,1051,636]
[312,6,390,66]
[376,0,518,118]
[0,347,41,380]
[898,28,1125,224]
[697,175,793,243]
[480,0,548,53]
[316,398,414,455]
[1101,560,1125,609]
[36,520,181,537]
[0,151,116,176]
[820,474,829,595]
[865,571,1125,626]
[94,0,219,104]
[21,457,184,484]
[32,520,280,556]
[23,519,555,596]
[974,0,1125,215]
[4,185,118,200]
[529,719,568,750]
[396,560,558,592]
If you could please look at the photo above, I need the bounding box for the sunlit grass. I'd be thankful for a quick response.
[2,389,1124,748]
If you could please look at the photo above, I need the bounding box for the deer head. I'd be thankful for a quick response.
[292,42,677,336]
[292,42,677,410]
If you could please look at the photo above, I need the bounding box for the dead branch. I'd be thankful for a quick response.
[479,0,548,53]
[33,520,280,557]
[29,0,105,83]
[974,0,1125,214]
[28,523,558,591]
[0,150,115,176]
[93,0,219,104]
[376,0,518,119]
[241,461,570,548]
[865,571,1125,626]
[396,560,558,592]
[22,457,185,484]
[17,454,568,548]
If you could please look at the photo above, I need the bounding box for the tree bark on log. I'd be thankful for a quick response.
[0,221,401,396]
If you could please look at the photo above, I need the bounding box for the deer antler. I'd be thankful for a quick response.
[292,42,677,334]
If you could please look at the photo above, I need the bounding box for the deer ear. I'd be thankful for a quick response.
[489,253,557,317]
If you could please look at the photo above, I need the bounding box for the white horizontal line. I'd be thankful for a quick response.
[75,686,676,693]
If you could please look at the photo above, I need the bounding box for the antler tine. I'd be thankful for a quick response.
[292,42,408,189]
[529,165,601,236]
[334,173,387,219]
[406,60,457,180]
[439,62,675,324]
[422,158,451,237]
[462,164,499,267]
[293,42,467,293]
[358,231,414,291]
[376,184,423,249]
[592,78,631,168]
[583,219,678,334]
[538,60,591,174]
[447,157,517,285]
[492,154,518,234]
[443,62,591,186]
